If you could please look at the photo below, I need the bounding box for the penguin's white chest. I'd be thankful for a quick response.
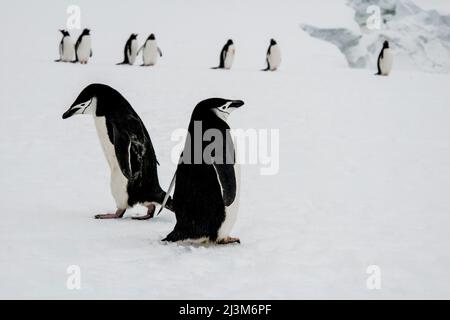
[224,45,235,69]
[94,117,129,209]
[143,40,159,66]
[77,36,91,62]
[217,163,240,239]
[380,49,393,75]
[268,45,281,70]
[128,39,138,64]
[61,37,75,62]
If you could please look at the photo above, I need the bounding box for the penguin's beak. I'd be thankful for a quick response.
[62,107,80,119]
[230,100,244,109]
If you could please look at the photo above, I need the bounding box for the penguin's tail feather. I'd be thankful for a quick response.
[162,229,186,242]
[116,61,127,65]
[54,59,61,62]
[211,66,221,69]
[261,66,270,71]
[157,171,177,216]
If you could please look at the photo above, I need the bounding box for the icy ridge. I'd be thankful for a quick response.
[301,0,450,73]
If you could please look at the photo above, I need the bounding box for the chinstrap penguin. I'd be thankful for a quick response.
[212,39,235,70]
[262,39,281,71]
[55,29,75,62]
[74,28,92,64]
[161,98,244,244]
[376,40,393,76]
[62,83,173,219]
[138,34,162,66]
[117,33,138,65]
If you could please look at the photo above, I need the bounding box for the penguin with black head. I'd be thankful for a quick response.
[62,83,173,219]
[161,98,244,244]
[55,29,75,62]
[376,40,393,76]
[212,39,235,70]
[138,33,162,66]
[262,39,281,71]
[117,33,138,65]
[74,28,92,64]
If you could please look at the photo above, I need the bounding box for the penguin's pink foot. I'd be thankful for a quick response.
[95,208,126,219]
[217,237,241,245]
[132,204,156,220]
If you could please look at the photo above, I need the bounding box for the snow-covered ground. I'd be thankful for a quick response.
[1,0,450,299]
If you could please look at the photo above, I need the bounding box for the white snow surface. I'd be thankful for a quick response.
[1,0,450,299]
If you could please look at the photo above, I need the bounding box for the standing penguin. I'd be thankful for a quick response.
[212,39,235,70]
[161,98,244,244]
[74,28,92,64]
[117,33,138,65]
[138,34,162,66]
[55,29,75,62]
[62,83,173,219]
[376,40,393,76]
[262,39,281,71]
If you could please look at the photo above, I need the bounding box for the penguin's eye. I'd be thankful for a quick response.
[219,105,227,111]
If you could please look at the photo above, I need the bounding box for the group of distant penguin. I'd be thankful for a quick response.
[56,28,282,71]
[63,84,243,245]
[56,29,162,66]
[56,28,394,75]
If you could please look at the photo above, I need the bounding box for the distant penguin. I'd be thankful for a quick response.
[262,39,281,71]
[212,39,235,69]
[117,33,138,65]
[161,98,244,244]
[55,29,75,62]
[138,34,162,66]
[376,40,393,76]
[62,83,173,219]
[74,28,92,64]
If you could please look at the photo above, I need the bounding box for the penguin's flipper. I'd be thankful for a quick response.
[137,45,144,56]
[211,131,237,206]
[112,124,145,181]
[157,171,177,216]
[212,163,236,206]
[90,49,93,57]
[261,59,270,71]
[158,47,163,57]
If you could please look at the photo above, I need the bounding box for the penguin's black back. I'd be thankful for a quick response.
[118,35,134,65]
[376,41,389,75]
[218,41,232,68]
[100,86,165,206]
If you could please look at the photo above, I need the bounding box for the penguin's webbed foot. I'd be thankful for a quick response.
[95,208,126,219]
[132,204,156,220]
[217,237,241,245]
